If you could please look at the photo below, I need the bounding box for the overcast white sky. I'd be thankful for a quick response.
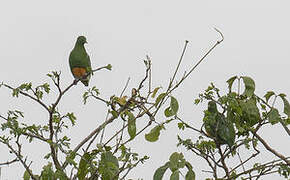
[0,1,289,179]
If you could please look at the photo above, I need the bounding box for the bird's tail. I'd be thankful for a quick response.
[81,79,89,86]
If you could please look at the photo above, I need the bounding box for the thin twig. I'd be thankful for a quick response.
[251,130,290,165]
[120,77,130,97]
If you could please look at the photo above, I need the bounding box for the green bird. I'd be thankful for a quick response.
[204,101,236,149]
[69,36,92,86]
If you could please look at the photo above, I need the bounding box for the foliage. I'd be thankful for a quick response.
[1,31,288,180]
[153,76,290,179]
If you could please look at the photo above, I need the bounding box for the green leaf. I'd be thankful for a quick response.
[111,110,119,118]
[66,112,76,126]
[106,64,112,70]
[99,151,119,180]
[185,170,195,180]
[185,161,195,180]
[145,125,163,142]
[268,108,280,125]
[164,96,179,117]
[170,170,179,180]
[155,93,166,107]
[40,163,54,180]
[77,152,91,180]
[164,107,173,117]
[152,87,162,98]
[226,76,237,92]
[23,170,31,180]
[170,96,179,115]
[279,94,290,117]
[12,88,20,97]
[169,152,185,172]
[264,91,275,102]
[54,169,68,180]
[126,111,136,139]
[153,162,170,180]
[241,76,255,97]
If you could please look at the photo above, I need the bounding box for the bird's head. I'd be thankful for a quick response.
[76,36,87,45]
[208,101,217,113]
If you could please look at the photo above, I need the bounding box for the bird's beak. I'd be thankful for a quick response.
[85,40,88,44]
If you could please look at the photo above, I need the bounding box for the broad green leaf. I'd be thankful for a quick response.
[268,108,280,125]
[170,170,179,180]
[77,152,91,180]
[145,125,162,142]
[153,162,170,180]
[241,76,255,97]
[170,96,179,115]
[264,91,275,103]
[169,152,185,172]
[99,151,119,180]
[152,87,162,98]
[155,93,166,107]
[226,76,237,92]
[23,170,30,180]
[185,170,195,180]
[126,111,136,139]
[279,94,290,117]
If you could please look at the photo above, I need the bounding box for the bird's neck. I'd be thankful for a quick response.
[74,43,86,51]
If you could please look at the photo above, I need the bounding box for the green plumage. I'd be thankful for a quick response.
[69,36,92,86]
[204,101,236,149]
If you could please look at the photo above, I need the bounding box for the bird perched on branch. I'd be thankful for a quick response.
[69,36,92,86]
[204,101,235,150]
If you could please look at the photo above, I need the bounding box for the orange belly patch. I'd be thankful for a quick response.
[72,67,87,78]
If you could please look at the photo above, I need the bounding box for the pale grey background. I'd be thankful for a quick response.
[0,0,289,179]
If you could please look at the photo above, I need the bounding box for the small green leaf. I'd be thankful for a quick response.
[170,170,179,180]
[106,64,112,70]
[241,76,255,97]
[12,88,20,97]
[126,111,136,139]
[67,112,76,126]
[268,108,280,125]
[153,162,170,180]
[145,125,163,142]
[111,110,119,118]
[264,91,275,103]
[44,153,51,159]
[23,170,31,180]
[226,76,237,92]
[152,87,162,98]
[279,94,290,117]
[82,91,89,104]
[155,93,166,107]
